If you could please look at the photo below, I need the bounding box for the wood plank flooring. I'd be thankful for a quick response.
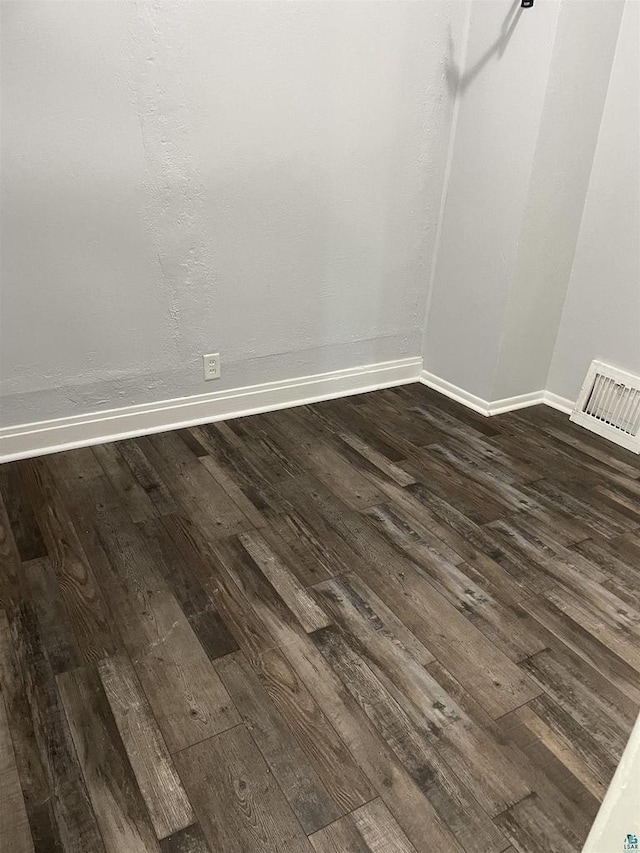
[1,384,639,853]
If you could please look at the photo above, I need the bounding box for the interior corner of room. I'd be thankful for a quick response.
[1,0,638,461]
[1,3,640,853]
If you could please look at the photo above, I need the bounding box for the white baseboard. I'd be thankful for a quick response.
[419,370,543,416]
[0,359,577,463]
[542,390,574,415]
[0,357,422,463]
[419,370,575,418]
[419,370,495,416]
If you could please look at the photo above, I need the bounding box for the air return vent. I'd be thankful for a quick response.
[571,361,640,453]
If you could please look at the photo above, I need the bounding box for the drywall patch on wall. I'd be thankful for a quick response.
[0,335,413,428]
[0,1,464,429]
[130,0,217,368]
[0,0,178,421]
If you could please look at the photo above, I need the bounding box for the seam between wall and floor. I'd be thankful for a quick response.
[0,356,574,463]
[419,369,573,417]
[0,2,582,464]
[487,1,562,404]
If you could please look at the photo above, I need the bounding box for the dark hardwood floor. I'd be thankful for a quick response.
[1,383,639,853]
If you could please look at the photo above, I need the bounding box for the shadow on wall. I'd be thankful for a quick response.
[446,0,524,94]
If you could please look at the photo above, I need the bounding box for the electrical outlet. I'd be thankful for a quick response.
[203,352,221,381]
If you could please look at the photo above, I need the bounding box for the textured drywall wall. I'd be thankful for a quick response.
[423,0,629,404]
[492,0,625,400]
[0,0,466,428]
[547,0,640,402]
[422,0,561,402]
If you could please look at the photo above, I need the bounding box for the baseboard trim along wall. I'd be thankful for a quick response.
[419,370,574,417]
[0,360,577,463]
[0,357,422,463]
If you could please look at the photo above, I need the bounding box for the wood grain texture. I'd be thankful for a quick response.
[191,422,292,521]
[1,389,638,853]
[0,610,64,852]
[253,519,334,587]
[362,500,466,569]
[18,457,118,663]
[143,432,253,539]
[494,793,582,853]
[0,490,25,614]
[173,724,314,853]
[206,532,315,651]
[0,689,35,853]
[57,665,160,852]
[426,660,600,843]
[351,799,419,853]
[499,704,601,821]
[573,533,640,610]
[309,396,423,460]
[0,464,47,563]
[237,529,331,632]
[160,515,375,815]
[519,647,637,762]
[277,620,466,853]
[312,625,521,850]
[308,799,421,853]
[21,557,82,675]
[258,408,386,510]
[0,608,105,852]
[49,451,240,753]
[252,645,375,815]
[159,824,212,853]
[215,650,340,833]
[282,476,541,719]
[92,443,158,524]
[313,575,436,669]
[116,439,178,516]
[308,814,370,853]
[98,655,194,839]
[136,518,239,661]
[198,453,269,530]
[352,510,545,663]
[508,702,610,801]
[524,594,640,705]
[160,512,283,665]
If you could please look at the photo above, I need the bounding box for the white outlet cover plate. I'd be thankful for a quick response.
[203,352,221,381]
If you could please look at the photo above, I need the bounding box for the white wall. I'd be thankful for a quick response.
[492,0,625,400]
[424,0,630,405]
[0,0,466,428]
[547,0,640,403]
[423,0,561,402]
[2,0,637,430]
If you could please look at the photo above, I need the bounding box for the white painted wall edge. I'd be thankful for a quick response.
[581,712,640,853]
[419,370,574,417]
[0,360,578,462]
[0,357,422,463]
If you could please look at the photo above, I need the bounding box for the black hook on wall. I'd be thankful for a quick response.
[521,0,534,7]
